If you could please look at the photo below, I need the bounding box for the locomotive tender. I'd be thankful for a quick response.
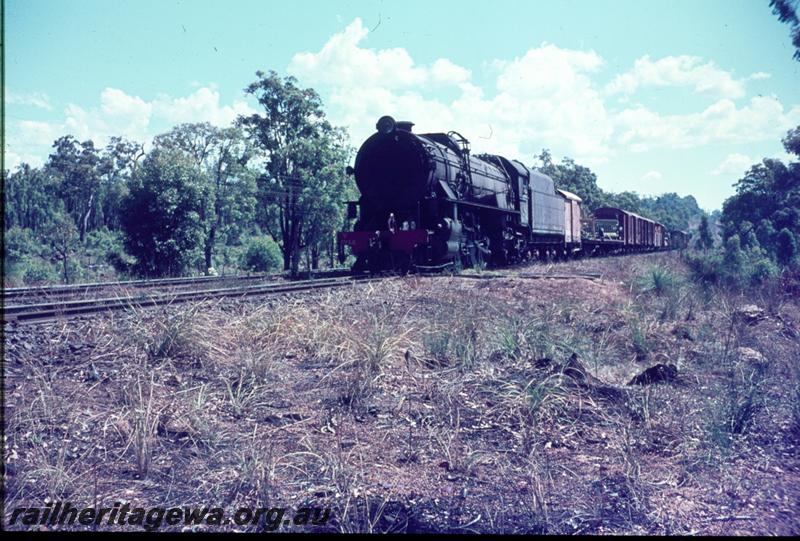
[338,116,676,272]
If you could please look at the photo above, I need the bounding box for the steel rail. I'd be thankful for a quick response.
[2,273,277,299]
[2,276,380,325]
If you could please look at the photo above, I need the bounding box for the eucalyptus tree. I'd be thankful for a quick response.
[771,0,800,60]
[121,149,209,277]
[46,212,80,283]
[48,136,102,242]
[3,163,60,232]
[153,123,257,271]
[719,125,800,265]
[238,70,354,274]
[96,136,144,230]
[536,149,604,212]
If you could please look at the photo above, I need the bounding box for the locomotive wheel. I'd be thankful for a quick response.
[475,248,487,270]
[464,242,484,270]
[477,238,491,269]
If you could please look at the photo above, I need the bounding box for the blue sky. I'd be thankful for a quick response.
[5,0,800,210]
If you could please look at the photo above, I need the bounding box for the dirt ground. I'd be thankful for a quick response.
[3,252,800,533]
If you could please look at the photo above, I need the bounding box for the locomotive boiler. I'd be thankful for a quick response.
[338,116,575,271]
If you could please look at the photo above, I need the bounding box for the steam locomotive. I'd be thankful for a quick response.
[337,116,683,272]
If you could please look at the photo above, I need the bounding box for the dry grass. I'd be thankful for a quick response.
[3,252,800,533]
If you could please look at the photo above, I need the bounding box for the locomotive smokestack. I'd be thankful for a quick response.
[376,116,396,134]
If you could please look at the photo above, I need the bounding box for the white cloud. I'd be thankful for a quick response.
[3,148,45,171]
[43,88,152,147]
[615,96,800,152]
[606,55,747,98]
[711,153,755,176]
[100,88,152,119]
[290,18,429,88]
[288,19,800,168]
[640,171,663,184]
[62,88,153,146]
[4,85,256,171]
[152,87,256,126]
[430,58,471,85]
[6,90,53,110]
[6,18,799,201]
[18,120,61,142]
[289,21,611,164]
[4,120,59,171]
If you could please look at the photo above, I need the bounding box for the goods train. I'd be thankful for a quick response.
[337,116,687,272]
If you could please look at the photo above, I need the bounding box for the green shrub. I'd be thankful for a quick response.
[241,236,282,272]
[64,258,86,283]
[121,150,208,277]
[723,235,744,279]
[687,240,781,288]
[741,227,759,251]
[3,261,25,284]
[636,266,681,297]
[4,227,46,266]
[697,215,715,250]
[214,242,245,275]
[81,228,132,278]
[755,219,776,253]
[85,228,126,263]
[777,228,798,267]
[685,251,723,284]
[747,256,779,285]
[105,248,135,275]
[22,260,59,284]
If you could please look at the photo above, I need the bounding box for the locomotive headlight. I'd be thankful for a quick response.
[376,115,396,134]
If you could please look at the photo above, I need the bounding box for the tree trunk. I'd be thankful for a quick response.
[280,201,291,271]
[289,227,301,276]
[290,242,301,276]
[205,225,216,273]
[282,246,291,271]
[281,214,291,271]
[81,193,94,243]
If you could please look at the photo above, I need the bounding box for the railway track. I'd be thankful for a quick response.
[1,265,608,325]
[1,268,359,305]
[2,275,382,325]
[2,273,277,303]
